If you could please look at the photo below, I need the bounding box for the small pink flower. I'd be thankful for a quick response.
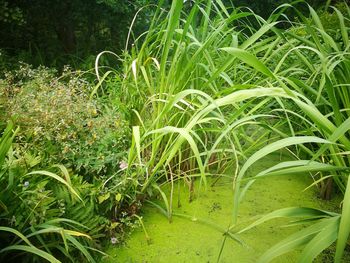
[119,161,128,170]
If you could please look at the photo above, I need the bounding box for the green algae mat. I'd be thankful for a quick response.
[104,154,341,262]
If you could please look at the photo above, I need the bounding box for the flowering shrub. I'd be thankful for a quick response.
[0,63,130,178]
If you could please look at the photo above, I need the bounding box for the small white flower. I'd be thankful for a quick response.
[24,181,29,188]
[111,237,118,244]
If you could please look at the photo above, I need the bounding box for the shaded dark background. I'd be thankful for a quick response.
[0,0,336,68]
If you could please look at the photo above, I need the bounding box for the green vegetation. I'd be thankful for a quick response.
[1,0,350,262]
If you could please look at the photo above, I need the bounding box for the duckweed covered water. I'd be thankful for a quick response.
[104,153,341,262]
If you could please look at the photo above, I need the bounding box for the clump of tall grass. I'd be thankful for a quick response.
[98,0,350,261]
[103,0,288,215]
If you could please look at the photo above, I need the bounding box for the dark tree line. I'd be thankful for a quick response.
[0,0,154,66]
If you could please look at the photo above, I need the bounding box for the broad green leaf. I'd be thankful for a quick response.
[66,235,95,263]
[312,116,350,161]
[0,226,33,246]
[240,160,348,202]
[240,22,278,49]
[128,126,142,167]
[152,184,170,220]
[332,7,349,47]
[221,47,275,78]
[239,207,336,233]
[0,245,61,263]
[335,176,350,262]
[299,216,339,262]
[26,171,82,202]
[258,218,338,263]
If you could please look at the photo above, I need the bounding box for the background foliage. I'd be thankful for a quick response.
[0,0,155,67]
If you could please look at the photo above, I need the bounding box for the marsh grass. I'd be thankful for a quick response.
[118,0,289,199]
[92,0,350,261]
